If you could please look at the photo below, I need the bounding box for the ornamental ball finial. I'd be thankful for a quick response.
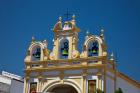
[110,52,114,60]
[86,30,90,35]
[59,16,62,21]
[43,39,47,44]
[101,29,104,33]
[111,52,114,57]
[100,28,105,40]
[32,36,35,42]
[72,14,75,20]
[52,39,54,42]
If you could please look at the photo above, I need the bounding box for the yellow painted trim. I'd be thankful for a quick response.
[25,64,105,72]
[107,69,140,89]
[25,56,106,64]
[117,72,140,89]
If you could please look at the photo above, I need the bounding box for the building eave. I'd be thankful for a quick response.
[117,71,140,89]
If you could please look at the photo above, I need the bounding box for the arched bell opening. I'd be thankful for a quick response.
[59,39,69,59]
[31,45,41,61]
[87,40,99,57]
[46,84,78,93]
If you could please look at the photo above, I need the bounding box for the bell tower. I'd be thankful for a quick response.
[24,14,119,93]
[50,15,80,60]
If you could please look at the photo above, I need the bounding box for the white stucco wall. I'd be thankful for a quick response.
[117,77,140,93]
[10,79,24,93]
[64,70,82,75]
[105,72,140,93]
[106,76,114,93]
[0,71,24,93]
[0,75,11,85]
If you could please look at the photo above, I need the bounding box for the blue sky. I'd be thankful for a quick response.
[0,0,140,82]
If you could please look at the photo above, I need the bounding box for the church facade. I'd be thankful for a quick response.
[24,15,140,93]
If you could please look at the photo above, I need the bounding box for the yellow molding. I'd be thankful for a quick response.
[107,69,140,89]
[26,72,99,78]
[25,56,107,65]
[117,72,140,89]
[25,64,105,72]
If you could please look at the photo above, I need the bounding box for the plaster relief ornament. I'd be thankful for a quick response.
[80,51,86,58]
[43,49,50,60]
[24,50,31,61]
[53,16,62,32]
[49,52,55,60]
[72,50,80,58]
[43,49,49,56]
[24,55,31,62]
[103,51,107,56]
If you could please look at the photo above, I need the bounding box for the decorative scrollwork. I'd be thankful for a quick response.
[72,50,79,58]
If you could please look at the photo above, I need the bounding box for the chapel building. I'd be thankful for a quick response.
[24,15,140,93]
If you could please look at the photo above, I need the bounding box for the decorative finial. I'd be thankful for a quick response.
[43,39,48,48]
[71,14,76,25]
[86,31,89,34]
[43,39,47,44]
[59,16,62,21]
[100,29,105,40]
[52,39,54,42]
[72,14,75,20]
[101,29,104,35]
[110,52,114,61]
[85,30,90,39]
[32,36,35,42]
[86,30,90,36]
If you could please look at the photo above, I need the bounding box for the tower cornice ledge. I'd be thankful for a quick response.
[25,56,107,64]
[24,64,105,72]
